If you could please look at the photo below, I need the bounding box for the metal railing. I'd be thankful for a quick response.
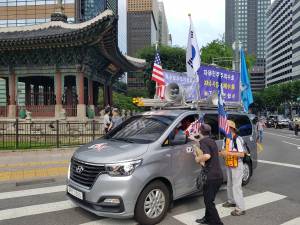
[0,120,105,150]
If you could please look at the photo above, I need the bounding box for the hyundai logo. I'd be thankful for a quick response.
[76,166,84,174]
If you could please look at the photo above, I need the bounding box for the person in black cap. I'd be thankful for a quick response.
[195,123,224,225]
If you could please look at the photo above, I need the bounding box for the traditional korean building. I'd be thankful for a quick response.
[0,10,145,119]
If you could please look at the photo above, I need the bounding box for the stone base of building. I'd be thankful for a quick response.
[55,104,63,118]
[8,105,16,119]
[77,104,86,119]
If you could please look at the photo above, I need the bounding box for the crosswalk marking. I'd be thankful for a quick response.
[0,200,76,221]
[0,185,66,200]
[258,159,300,169]
[281,217,300,225]
[80,219,137,225]
[174,191,286,225]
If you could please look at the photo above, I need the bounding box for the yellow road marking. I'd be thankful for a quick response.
[0,160,69,168]
[0,167,68,181]
[257,143,264,153]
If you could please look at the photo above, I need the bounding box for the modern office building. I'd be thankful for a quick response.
[158,1,169,46]
[0,0,119,28]
[225,0,271,91]
[0,0,75,27]
[265,0,294,86]
[127,0,170,89]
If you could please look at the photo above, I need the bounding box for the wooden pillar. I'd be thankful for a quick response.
[76,66,86,119]
[8,70,16,118]
[55,70,63,118]
[103,84,112,107]
[88,79,94,106]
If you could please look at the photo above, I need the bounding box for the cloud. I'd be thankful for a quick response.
[162,0,225,48]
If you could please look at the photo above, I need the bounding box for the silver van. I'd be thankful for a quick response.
[66,109,257,225]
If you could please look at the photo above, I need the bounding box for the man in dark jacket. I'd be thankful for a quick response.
[195,123,224,225]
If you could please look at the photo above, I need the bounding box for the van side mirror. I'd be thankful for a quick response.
[170,132,187,146]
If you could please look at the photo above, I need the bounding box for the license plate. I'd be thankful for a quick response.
[67,186,83,200]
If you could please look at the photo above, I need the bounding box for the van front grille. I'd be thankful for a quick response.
[70,158,106,188]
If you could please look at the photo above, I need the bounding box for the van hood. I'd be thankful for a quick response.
[73,139,149,164]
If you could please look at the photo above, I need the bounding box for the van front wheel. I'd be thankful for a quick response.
[242,162,251,186]
[135,181,170,225]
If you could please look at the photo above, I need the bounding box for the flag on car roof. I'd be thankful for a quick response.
[218,76,231,138]
[240,48,253,113]
[151,51,165,99]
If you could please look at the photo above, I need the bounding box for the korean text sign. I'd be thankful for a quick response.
[199,65,240,102]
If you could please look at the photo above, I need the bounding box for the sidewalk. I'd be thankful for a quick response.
[0,148,75,182]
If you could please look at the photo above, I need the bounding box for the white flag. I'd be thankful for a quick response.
[186,15,201,82]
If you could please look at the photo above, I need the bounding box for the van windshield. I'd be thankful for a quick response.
[105,115,175,144]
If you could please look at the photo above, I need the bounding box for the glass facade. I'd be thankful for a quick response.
[81,0,117,21]
[0,0,75,27]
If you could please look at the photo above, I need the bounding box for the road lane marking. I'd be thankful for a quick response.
[281,217,300,225]
[0,200,76,221]
[265,132,300,141]
[0,167,68,181]
[0,185,66,200]
[258,160,300,169]
[282,141,300,147]
[173,192,286,225]
[0,160,69,168]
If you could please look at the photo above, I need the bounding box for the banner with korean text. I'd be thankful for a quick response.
[163,64,240,103]
[198,65,240,102]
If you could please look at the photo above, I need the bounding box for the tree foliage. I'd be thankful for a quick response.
[253,80,300,113]
[201,39,234,69]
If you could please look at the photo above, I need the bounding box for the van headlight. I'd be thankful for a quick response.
[105,160,142,176]
[67,163,71,180]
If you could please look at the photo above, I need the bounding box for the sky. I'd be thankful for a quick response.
[163,0,275,48]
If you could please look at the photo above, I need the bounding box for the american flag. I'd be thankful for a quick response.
[185,118,202,136]
[151,52,165,99]
[218,76,231,137]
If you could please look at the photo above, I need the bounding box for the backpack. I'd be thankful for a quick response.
[225,136,251,164]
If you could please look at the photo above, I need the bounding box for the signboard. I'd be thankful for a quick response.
[163,65,240,102]
[164,70,198,102]
[17,82,26,106]
[0,78,6,106]
[198,65,240,102]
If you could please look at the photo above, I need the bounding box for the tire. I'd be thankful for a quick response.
[134,181,170,225]
[242,162,252,186]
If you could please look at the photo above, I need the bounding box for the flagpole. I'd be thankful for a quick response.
[188,13,200,107]
[155,42,159,99]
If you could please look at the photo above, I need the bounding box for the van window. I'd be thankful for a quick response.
[106,115,175,144]
[165,114,199,146]
[228,114,252,136]
[203,114,221,140]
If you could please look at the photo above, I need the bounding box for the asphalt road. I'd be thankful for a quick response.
[0,128,299,225]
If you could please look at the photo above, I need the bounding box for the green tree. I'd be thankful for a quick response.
[201,39,234,69]
[136,45,186,97]
[253,80,300,113]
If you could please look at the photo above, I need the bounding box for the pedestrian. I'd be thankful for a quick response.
[194,123,224,225]
[103,106,111,134]
[295,123,299,136]
[108,108,122,131]
[219,120,246,216]
[256,118,266,143]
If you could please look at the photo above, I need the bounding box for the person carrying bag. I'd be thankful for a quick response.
[219,120,246,216]
[194,123,224,225]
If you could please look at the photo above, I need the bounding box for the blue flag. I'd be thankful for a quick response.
[240,49,253,113]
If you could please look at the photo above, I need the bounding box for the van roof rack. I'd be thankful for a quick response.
[132,98,243,111]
